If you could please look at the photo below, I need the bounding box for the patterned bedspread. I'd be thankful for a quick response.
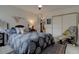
[8,32,55,54]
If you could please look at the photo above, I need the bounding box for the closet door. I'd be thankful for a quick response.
[62,14,77,33]
[53,16,62,37]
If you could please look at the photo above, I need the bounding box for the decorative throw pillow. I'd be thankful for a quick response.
[9,27,17,34]
[16,28,24,34]
[63,30,69,36]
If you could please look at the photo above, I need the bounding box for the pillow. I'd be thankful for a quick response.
[15,28,20,34]
[15,28,24,34]
[6,27,24,35]
[19,28,24,34]
[8,27,22,35]
[9,27,17,34]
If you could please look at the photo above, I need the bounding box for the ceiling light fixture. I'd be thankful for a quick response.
[38,5,42,8]
[38,5,42,10]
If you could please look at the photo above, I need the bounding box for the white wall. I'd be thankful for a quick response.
[0,6,37,28]
[45,6,79,31]
[47,6,79,16]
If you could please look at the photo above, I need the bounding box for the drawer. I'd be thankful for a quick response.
[0,40,3,43]
[0,34,3,39]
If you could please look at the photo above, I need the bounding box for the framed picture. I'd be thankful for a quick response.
[47,18,51,24]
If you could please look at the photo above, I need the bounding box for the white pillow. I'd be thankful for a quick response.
[15,28,24,34]
[15,28,20,34]
[20,28,24,34]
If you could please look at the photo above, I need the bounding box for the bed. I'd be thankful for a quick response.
[7,27,55,54]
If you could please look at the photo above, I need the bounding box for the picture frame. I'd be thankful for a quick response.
[47,18,51,24]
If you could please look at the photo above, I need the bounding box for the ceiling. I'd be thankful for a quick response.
[14,5,79,16]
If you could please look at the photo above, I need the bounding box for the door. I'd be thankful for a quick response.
[53,16,62,37]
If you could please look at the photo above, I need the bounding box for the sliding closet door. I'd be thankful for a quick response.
[62,14,77,33]
[53,16,62,37]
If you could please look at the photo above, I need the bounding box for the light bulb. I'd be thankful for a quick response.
[38,5,42,8]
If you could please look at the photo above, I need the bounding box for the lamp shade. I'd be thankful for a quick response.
[15,25,24,28]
